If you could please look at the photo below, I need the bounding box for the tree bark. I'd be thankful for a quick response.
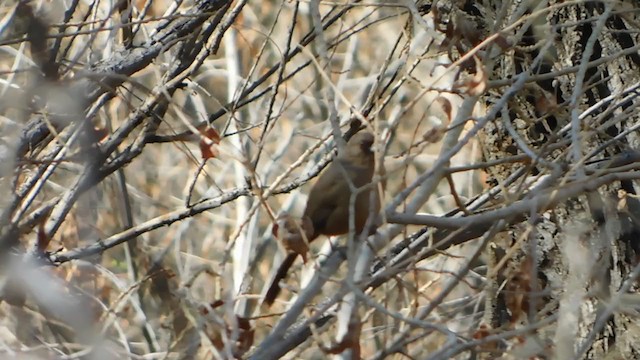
[456,0,640,358]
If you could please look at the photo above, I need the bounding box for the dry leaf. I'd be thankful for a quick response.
[453,56,487,96]
[198,127,221,160]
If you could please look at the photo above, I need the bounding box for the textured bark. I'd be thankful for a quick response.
[451,0,640,358]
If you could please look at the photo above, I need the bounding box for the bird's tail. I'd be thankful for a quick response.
[263,253,298,306]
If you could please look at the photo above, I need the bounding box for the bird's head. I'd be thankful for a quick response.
[343,131,375,163]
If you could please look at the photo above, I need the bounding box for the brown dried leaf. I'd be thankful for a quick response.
[236,316,255,357]
[37,220,51,253]
[452,56,487,96]
[423,125,446,143]
[436,96,453,123]
[324,313,361,357]
[199,140,219,160]
[200,127,221,143]
[206,303,254,358]
[199,127,221,160]
[472,323,500,351]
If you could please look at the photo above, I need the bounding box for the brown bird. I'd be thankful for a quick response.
[264,131,380,306]
[271,213,314,263]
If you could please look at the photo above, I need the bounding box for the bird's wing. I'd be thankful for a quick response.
[303,165,348,231]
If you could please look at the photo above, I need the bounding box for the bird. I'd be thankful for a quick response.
[271,213,314,263]
[263,131,380,306]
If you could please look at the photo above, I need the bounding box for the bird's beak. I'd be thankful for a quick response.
[368,141,384,155]
[361,140,375,154]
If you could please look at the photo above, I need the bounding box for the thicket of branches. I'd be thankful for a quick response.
[2,0,640,359]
